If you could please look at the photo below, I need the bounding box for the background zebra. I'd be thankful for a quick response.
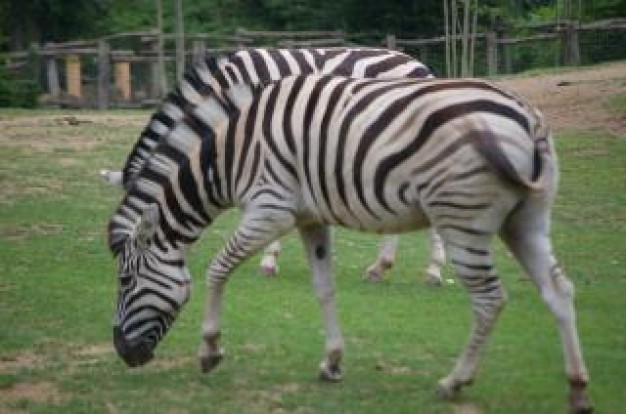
[100,47,446,284]
[107,74,592,413]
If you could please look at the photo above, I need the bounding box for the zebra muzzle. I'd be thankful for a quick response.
[113,326,155,367]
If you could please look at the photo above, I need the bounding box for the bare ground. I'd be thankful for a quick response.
[498,61,626,136]
[0,61,624,155]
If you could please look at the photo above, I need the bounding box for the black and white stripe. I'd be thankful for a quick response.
[108,74,591,412]
[118,48,432,188]
[99,46,439,281]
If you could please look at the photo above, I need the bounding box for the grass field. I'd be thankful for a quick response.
[1,66,625,413]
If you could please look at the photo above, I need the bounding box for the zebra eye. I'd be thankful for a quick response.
[119,273,134,288]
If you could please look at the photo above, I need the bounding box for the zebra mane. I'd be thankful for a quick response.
[109,91,232,255]
[119,54,236,188]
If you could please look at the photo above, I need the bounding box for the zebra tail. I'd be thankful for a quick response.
[470,127,551,193]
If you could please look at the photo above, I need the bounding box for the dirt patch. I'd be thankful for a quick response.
[0,382,66,408]
[0,175,65,206]
[453,402,484,414]
[147,356,195,371]
[498,62,626,136]
[0,344,114,375]
[72,343,113,358]
[234,382,308,414]
[0,223,64,242]
[0,351,44,374]
[0,113,147,153]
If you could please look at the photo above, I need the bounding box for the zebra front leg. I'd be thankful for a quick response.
[436,235,507,398]
[199,209,296,373]
[364,235,399,282]
[199,275,226,373]
[424,228,445,286]
[259,240,281,277]
[299,225,345,381]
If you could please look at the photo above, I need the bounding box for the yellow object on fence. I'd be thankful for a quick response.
[65,55,82,99]
[115,60,131,101]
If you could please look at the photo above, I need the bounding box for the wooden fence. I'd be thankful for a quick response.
[1,18,624,109]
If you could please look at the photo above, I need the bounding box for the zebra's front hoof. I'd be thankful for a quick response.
[363,268,384,282]
[319,360,343,382]
[569,386,594,414]
[199,349,225,373]
[436,376,471,400]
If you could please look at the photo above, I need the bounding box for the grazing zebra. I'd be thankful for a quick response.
[100,47,445,284]
[107,75,592,413]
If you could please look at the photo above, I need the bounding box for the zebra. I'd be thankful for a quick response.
[100,47,446,284]
[107,74,592,413]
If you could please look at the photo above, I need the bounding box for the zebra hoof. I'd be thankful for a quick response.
[363,269,384,282]
[570,402,594,414]
[436,376,470,400]
[423,272,443,286]
[259,256,278,277]
[319,361,343,382]
[260,264,278,277]
[199,349,225,373]
[569,385,594,414]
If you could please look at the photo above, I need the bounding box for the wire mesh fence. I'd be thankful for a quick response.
[1,19,625,109]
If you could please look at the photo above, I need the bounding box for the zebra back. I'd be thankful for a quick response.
[120,48,433,188]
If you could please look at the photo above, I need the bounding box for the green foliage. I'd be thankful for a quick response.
[0,0,109,50]
[584,0,626,20]
[2,1,626,51]
[0,67,39,108]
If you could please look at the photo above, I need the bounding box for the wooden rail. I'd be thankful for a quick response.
[1,18,624,109]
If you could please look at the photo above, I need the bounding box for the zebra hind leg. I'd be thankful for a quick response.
[298,225,345,382]
[500,211,592,413]
[436,233,507,399]
[424,228,445,286]
[363,235,399,282]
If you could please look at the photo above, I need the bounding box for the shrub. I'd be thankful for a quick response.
[0,63,40,108]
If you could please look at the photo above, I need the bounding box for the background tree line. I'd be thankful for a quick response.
[1,0,624,51]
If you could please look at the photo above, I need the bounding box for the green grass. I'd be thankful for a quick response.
[1,109,625,413]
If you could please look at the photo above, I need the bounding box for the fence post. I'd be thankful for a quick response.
[562,22,581,66]
[97,39,110,110]
[114,59,132,101]
[65,54,82,99]
[174,0,185,81]
[486,31,497,76]
[148,35,167,100]
[386,34,397,50]
[418,46,428,65]
[192,40,206,66]
[503,41,513,74]
[46,57,60,97]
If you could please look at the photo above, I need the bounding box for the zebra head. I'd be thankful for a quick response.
[109,203,192,367]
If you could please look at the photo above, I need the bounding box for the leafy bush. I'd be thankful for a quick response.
[0,65,40,108]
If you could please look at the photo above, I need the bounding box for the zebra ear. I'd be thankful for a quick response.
[136,204,159,250]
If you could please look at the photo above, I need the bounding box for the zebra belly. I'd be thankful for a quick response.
[300,202,431,235]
